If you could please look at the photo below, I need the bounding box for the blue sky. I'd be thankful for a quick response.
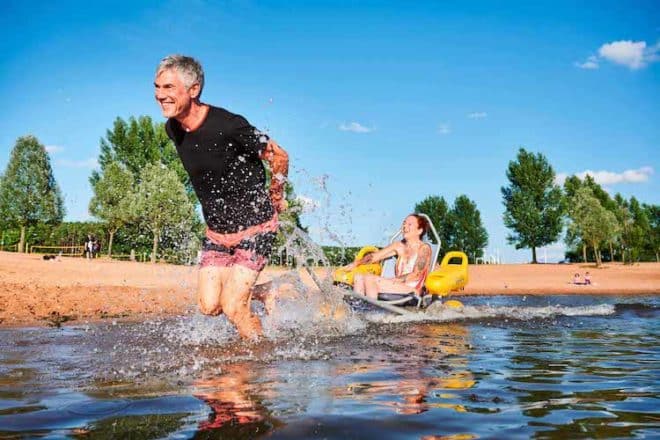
[1,0,658,262]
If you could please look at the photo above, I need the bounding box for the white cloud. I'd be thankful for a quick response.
[338,122,373,133]
[555,166,654,186]
[45,145,65,154]
[438,123,451,135]
[575,55,599,70]
[467,112,488,119]
[576,40,660,70]
[599,40,647,69]
[55,158,98,169]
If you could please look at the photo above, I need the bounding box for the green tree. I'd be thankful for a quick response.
[613,194,634,264]
[0,136,65,252]
[90,116,192,199]
[582,175,617,211]
[627,197,649,263]
[414,195,452,249]
[0,172,7,231]
[502,148,563,263]
[450,195,489,263]
[562,175,583,200]
[131,163,196,263]
[643,203,660,262]
[89,161,135,257]
[581,176,619,261]
[562,175,587,260]
[274,181,307,247]
[568,187,619,266]
[564,175,621,262]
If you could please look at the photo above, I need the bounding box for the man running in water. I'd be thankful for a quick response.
[154,54,289,339]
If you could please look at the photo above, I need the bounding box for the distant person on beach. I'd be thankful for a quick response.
[85,236,93,259]
[572,272,593,285]
[154,55,289,340]
[339,214,432,300]
[572,273,581,285]
[92,238,100,258]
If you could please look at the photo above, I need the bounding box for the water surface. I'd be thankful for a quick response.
[1,294,658,439]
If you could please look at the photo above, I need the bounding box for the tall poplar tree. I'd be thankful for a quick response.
[613,194,634,263]
[89,161,135,257]
[131,163,196,263]
[644,204,660,262]
[450,195,489,263]
[414,195,452,245]
[567,187,619,266]
[564,175,621,262]
[90,116,193,200]
[0,136,64,252]
[501,148,563,263]
[627,197,650,263]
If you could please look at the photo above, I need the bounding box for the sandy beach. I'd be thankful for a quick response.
[0,251,658,327]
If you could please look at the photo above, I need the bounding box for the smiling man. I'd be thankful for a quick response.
[154,54,288,340]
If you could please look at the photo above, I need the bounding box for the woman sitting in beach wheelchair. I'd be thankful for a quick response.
[334,213,469,308]
[334,213,439,307]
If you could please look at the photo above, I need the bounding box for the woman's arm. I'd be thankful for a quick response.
[344,242,400,270]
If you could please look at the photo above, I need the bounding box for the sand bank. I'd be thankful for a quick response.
[0,251,657,327]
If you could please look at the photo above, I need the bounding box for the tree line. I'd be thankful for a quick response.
[414,195,489,264]
[0,126,657,266]
[502,148,658,265]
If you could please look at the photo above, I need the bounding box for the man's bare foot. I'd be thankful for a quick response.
[259,282,299,315]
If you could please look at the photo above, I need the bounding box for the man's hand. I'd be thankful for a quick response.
[270,191,289,213]
[261,140,289,214]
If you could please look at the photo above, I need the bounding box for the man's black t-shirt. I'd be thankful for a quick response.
[165,106,274,234]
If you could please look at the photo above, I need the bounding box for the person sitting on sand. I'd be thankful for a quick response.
[340,214,432,300]
[572,273,581,285]
[584,271,591,285]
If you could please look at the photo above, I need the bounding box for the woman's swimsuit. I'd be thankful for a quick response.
[394,242,429,291]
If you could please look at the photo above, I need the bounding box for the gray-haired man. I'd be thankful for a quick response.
[154,54,288,339]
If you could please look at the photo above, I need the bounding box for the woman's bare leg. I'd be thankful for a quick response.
[365,276,415,299]
[353,273,365,294]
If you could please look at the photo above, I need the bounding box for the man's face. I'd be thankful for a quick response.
[154,69,197,119]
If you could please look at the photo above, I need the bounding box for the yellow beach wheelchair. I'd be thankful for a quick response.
[333,213,468,311]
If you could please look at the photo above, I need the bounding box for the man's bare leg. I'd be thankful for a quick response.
[197,265,262,339]
[198,266,226,315]
[220,265,262,339]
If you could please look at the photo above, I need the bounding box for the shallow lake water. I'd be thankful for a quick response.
[1,294,658,439]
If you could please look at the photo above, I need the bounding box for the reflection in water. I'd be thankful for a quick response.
[192,364,281,438]
[335,324,476,416]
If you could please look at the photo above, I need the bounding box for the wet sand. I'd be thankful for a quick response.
[0,251,658,327]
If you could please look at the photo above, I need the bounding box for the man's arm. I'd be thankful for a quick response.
[260,139,289,213]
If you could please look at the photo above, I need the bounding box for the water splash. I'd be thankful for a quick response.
[369,302,616,325]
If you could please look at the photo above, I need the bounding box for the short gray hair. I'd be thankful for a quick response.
[156,54,205,97]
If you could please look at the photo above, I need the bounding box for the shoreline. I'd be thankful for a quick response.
[1,251,658,328]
